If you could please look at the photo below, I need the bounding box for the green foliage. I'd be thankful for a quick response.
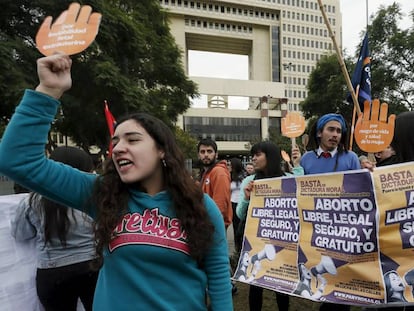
[367,3,413,112]
[268,129,292,154]
[300,54,354,122]
[0,0,198,152]
[174,127,198,160]
[301,3,413,137]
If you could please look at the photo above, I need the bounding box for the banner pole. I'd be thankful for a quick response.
[349,86,360,150]
[316,0,361,116]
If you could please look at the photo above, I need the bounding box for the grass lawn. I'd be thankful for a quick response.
[232,281,317,310]
[232,282,365,310]
[230,252,364,311]
[227,228,365,311]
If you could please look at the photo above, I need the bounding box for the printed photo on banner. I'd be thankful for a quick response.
[373,162,414,305]
[296,170,383,305]
[234,176,300,294]
[233,169,402,306]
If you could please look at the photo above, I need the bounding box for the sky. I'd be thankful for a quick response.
[341,0,414,55]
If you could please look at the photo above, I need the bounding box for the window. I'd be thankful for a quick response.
[184,117,261,142]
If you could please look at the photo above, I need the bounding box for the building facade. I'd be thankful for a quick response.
[160,0,342,156]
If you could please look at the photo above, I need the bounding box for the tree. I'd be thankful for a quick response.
[174,127,198,160]
[301,2,413,124]
[268,128,293,155]
[0,1,45,131]
[0,0,198,154]
[300,53,354,122]
[367,3,413,111]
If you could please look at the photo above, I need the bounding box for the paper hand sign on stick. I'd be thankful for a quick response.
[281,112,306,138]
[354,99,395,153]
[36,2,102,56]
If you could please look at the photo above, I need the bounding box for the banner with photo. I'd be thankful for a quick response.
[234,162,414,307]
[373,163,414,305]
[233,176,300,293]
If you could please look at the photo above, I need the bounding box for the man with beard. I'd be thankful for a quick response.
[197,138,235,296]
[197,138,232,229]
[300,113,360,311]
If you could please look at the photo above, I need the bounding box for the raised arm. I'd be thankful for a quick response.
[35,53,72,99]
[0,54,95,214]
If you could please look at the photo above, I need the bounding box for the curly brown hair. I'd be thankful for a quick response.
[91,113,215,268]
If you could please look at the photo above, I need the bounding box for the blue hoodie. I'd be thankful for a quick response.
[0,90,232,311]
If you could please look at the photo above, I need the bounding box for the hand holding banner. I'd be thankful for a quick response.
[36,2,102,56]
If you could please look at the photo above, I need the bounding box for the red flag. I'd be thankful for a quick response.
[104,100,116,156]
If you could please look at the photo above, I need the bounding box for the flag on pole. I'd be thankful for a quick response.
[347,32,371,111]
[104,100,116,156]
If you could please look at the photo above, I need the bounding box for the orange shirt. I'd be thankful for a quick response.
[200,160,233,228]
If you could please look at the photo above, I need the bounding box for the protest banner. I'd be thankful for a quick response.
[373,163,414,305]
[234,176,300,293]
[296,170,382,305]
[234,163,414,307]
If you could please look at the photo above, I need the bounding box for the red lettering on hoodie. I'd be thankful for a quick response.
[109,209,189,254]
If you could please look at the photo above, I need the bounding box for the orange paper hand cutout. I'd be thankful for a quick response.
[36,2,102,56]
[354,99,395,153]
[281,112,306,138]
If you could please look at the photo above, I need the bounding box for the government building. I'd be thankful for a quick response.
[159,0,342,158]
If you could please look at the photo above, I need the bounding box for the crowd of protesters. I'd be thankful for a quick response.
[1,51,414,311]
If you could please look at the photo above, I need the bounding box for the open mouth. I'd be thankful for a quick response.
[118,159,133,167]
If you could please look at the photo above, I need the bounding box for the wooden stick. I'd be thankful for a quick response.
[316,0,361,116]
[291,137,296,149]
[349,86,360,150]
